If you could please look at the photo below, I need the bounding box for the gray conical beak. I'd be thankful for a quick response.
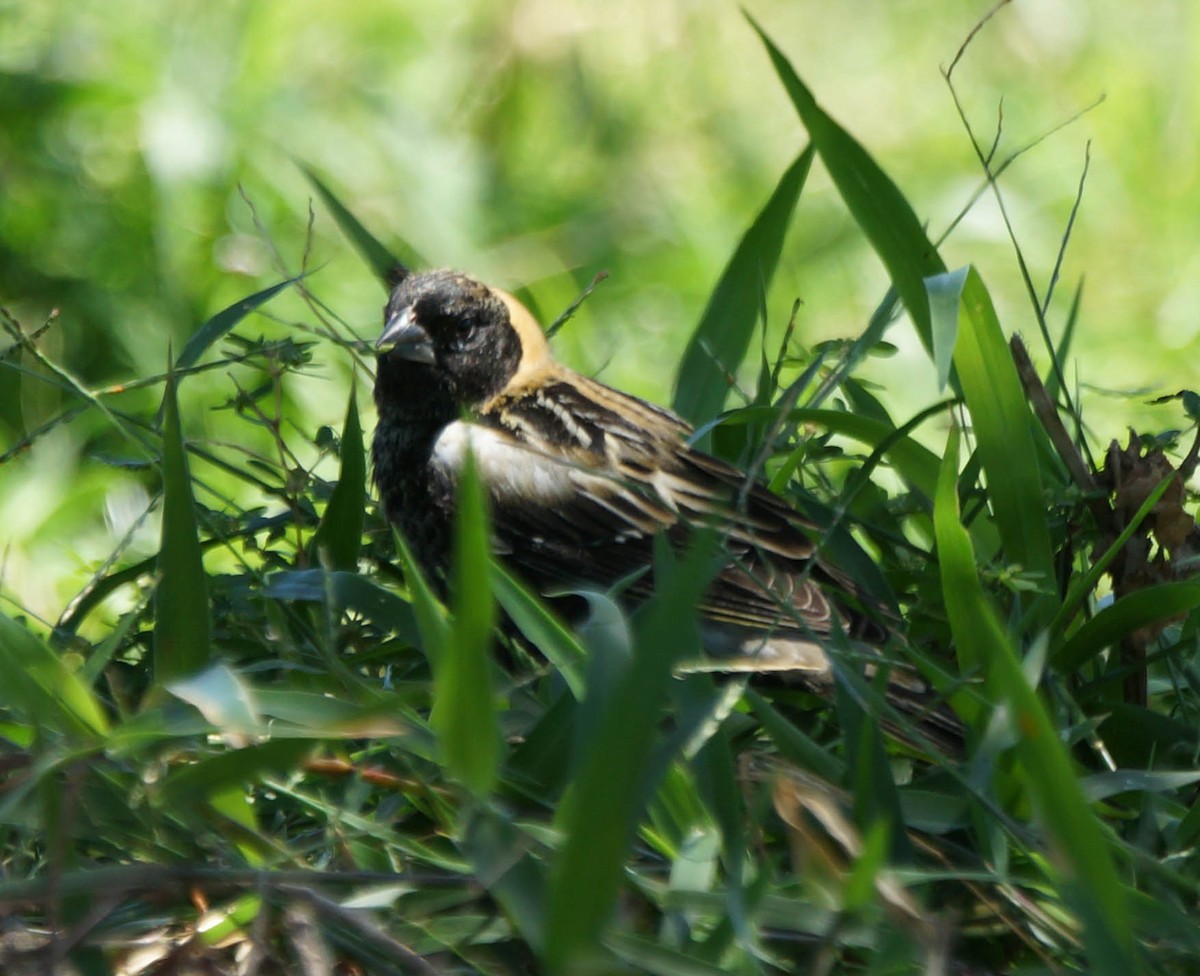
[377,307,436,364]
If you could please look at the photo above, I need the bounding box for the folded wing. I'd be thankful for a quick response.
[431,368,869,646]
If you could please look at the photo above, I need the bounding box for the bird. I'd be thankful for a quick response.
[371,267,958,746]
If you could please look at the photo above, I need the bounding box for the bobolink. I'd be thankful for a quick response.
[372,268,955,743]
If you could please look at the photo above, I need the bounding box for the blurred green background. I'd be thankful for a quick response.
[2,0,1197,623]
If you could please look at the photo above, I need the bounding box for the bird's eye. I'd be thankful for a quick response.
[425,311,472,333]
[439,316,478,352]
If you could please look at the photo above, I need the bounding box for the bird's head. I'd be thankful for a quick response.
[376,269,552,408]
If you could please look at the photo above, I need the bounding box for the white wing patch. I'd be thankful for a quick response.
[431,420,661,540]
[432,421,577,503]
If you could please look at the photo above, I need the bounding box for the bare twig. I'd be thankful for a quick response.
[546,270,609,338]
[1009,335,1112,531]
[944,0,1013,80]
[1042,142,1092,318]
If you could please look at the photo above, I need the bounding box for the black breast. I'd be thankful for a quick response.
[372,361,460,583]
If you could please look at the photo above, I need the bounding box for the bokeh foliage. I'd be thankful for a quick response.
[3,4,1200,975]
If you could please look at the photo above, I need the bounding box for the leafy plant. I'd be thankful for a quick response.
[3,16,1200,976]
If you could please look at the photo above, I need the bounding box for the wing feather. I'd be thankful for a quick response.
[431,366,869,642]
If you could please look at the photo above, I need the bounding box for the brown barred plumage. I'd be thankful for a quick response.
[372,268,961,750]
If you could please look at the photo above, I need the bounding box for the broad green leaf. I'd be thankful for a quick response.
[508,691,577,802]
[207,783,266,866]
[606,930,733,976]
[159,739,312,802]
[1080,769,1200,802]
[898,788,970,834]
[311,386,366,571]
[933,428,1138,976]
[154,371,212,683]
[430,449,501,797]
[176,278,297,370]
[253,689,414,739]
[752,17,944,350]
[671,147,813,424]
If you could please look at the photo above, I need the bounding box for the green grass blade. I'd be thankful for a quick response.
[461,806,548,949]
[934,428,1140,976]
[1047,473,1173,645]
[935,266,1054,588]
[430,449,501,798]
[159,738,311,809]
[0,614,109,737]
[751,16,944,350]
[671,147,813,424]
[746,690,843,781]
[705,404,945,499]
[1046,277,1085,402]
[302,164,411,286]
[544,534,716,971]
[153,370,212,683]
[391,528,450,665]
[605,931,733,976]
[671,677,747,938]
[835,672,908,859]
[927,266,965,392]
[311,386,366,571]
[176,277,297,370]
[491,563,588,699]
[1055,581,1200,673]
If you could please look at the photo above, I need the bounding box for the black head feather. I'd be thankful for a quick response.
[377,270,523,409]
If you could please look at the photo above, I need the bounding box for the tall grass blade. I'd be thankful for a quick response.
[430,449,501,797]
[931,267,1054,588]
[751,17,944,351]
[153,371,212,683]
[302,164,412,285]
[1055,580,1200,672]
[934,428,1139,976]
[544,534,716,971]
[311,386,366,571]
[491,564,588,699]
[176,278,297,370]
[671,148,813,424]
